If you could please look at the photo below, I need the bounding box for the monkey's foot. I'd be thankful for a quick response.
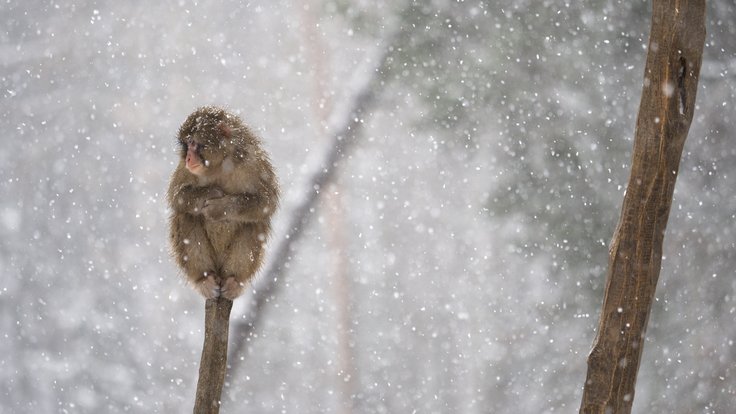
[195,274,221,299]
[220,276,244,300]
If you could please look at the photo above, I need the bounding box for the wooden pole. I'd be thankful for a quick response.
[193,297,233,414]
[579,1,705,413]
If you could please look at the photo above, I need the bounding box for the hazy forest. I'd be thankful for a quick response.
[2,1,735,412]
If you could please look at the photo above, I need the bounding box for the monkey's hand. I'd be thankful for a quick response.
[172,185,224,215]
[202,196,233,221]
[202,193,272,222]
[199,187,225,211]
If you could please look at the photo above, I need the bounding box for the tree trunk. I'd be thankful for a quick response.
[193,297,233,414]
[579,1,705,413]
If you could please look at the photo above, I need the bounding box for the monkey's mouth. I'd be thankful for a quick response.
[186,162,206,175]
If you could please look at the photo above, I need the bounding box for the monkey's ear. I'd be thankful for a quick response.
[217,122,232,139]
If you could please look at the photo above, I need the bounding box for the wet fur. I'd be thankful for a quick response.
[167,106,279,299]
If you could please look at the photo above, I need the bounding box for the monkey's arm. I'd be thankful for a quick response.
[168,184,224,215]
[202,192,276,223]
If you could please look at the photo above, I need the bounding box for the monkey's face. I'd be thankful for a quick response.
[183,138,206,175]
[180,135,227,177]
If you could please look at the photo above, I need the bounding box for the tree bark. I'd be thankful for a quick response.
[580,1,705,413]
[193,297,233,414]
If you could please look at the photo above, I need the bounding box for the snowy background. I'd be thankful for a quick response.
[2,1,735,412]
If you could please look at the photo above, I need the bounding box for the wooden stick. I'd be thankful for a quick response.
[579,1,705,413]
[193,297,233,414]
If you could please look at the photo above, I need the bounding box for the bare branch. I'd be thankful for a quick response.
[226,30,399,369]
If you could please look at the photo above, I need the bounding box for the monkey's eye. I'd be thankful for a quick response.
[186,139,205,151]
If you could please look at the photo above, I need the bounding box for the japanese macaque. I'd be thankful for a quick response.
[167,106,279,300]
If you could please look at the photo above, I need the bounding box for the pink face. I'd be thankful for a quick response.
[185,139,206,176]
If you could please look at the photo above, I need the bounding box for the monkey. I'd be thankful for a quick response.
[167,106,279,300]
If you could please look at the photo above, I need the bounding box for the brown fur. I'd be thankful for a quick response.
[167,106,279,299]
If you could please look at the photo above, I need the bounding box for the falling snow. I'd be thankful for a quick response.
[2,1,735,413]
